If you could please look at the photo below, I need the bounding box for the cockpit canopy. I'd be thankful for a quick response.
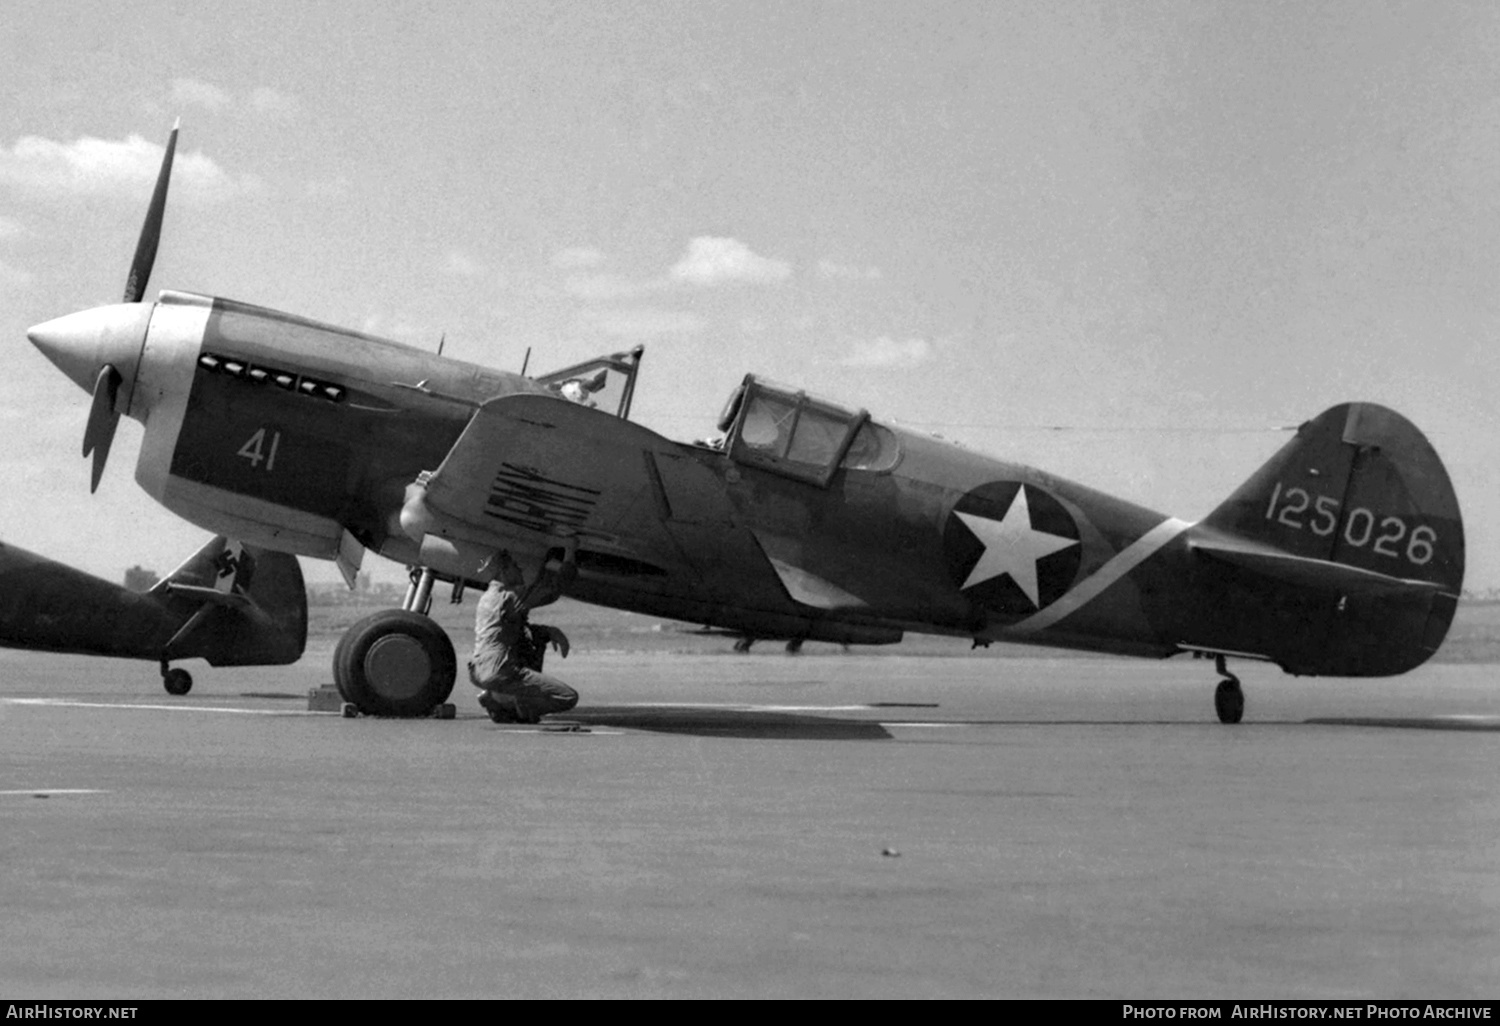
[535,345,645,419]
[720,375,899,486]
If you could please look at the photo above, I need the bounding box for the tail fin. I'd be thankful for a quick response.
[154,536,308,666]
[1192,403,1463,674]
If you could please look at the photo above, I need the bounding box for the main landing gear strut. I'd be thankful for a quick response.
[1212,654,1245,725]
[332,566,457,718]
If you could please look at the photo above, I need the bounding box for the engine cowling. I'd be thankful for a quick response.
[131,291,346,558]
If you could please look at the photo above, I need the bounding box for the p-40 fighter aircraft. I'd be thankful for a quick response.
[26,126,1464,722]
[0,534,306,693]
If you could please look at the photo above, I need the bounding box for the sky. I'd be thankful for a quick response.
[1,0,1496,591]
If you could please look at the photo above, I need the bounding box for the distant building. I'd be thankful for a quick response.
[123,565,160,592]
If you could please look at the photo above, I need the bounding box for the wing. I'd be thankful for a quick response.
[408,393,709,576]
[404,394,905,644]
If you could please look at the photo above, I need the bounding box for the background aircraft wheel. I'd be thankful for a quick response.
[1214,678,1245,724]
[333,610,456,717]
[162,668,193,695]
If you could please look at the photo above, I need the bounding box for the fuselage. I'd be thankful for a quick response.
[27,290,1457,677]
[0,538,304,667]
[32,292,552,558]
[0,541,192,658]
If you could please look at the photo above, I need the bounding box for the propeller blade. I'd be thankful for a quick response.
[122,119,179,304]
[82,365,122,493]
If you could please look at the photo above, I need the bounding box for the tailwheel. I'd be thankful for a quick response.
[1213,654,1244,724]
[333,610,456,717]
[162,665,192,696]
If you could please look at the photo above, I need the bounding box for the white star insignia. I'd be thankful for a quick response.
[955,487,1079,608]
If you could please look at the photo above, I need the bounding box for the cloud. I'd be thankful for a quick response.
[551,246,606,270]
[443,250,485,277]
[0,215,22,238]
[816,258,882,281]
[248,87,300,118]
[578,308,707,338]
[668,237,791,286]
[556,237,790,301]
[840,336,933,369]
[166,79,299,119]
[0,133,252,203]
[171,77,232,112]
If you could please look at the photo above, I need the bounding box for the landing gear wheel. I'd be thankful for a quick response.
[1211,653,1244,724]
[331,627,357,704]
[1214,678,1244,724]
[333,610,456,717]
[162,667,193,696]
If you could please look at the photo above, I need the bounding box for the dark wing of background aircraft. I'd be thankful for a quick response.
[0,535,306,694]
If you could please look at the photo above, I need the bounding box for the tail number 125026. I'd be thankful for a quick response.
[1264,481,1436,566]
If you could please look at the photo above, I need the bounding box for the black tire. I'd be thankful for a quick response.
[1214,678,1245,724]
[162,668,193,696]
[333,610,456,717]
[331,626,357,703]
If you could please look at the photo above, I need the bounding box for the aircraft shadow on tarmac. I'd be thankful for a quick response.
[569,706,894,741]
[568,710,1500,734]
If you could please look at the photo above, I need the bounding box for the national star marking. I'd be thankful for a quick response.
[955,487,1079,607]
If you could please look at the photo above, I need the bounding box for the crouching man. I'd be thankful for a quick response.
[470,539,578,724]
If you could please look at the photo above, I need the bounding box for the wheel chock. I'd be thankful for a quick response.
[312,688,457,721]
[307,684,345,712]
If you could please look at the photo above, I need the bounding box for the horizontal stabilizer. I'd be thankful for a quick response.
[1189,533,1446,597]
[154,536,307,666]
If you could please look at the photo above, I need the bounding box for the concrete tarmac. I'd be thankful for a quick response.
[0,646,1495,999]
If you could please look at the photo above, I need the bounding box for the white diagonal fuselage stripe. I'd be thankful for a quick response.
[1005,517,1193,635]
